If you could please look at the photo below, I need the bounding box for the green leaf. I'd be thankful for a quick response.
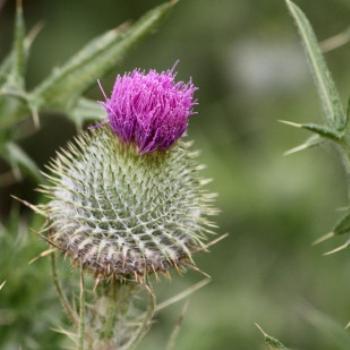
[256,324,290,350]
[333,212,350,235]
[0,55,11,87]
[14,0,25,84]
[286,0,346,130]
[301,123,342,140]
[3,142,42,181]
[347,97,350,121]
[279,120,342,141]
[0,22,43,87]
[69,98,106,128]
[5,0,26,90]
[33,1,177,110]
[313,210,350,247]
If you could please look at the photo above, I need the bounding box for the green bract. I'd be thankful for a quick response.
[40,127,217,280]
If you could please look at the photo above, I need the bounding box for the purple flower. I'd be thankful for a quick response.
[101,67,197,154]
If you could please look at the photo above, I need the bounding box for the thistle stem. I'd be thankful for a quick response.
[100,279,119,340]
[78,266,86,350]
[124,283,156,350]
[50,252,78,325]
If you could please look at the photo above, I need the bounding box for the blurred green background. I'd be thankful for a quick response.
[1,0,350,349]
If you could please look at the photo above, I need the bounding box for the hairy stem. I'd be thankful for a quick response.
[100,279,119,341]
[96,281,137,349]
[78,266,86,350]
[50,252,78,325]
[125,283,156,350]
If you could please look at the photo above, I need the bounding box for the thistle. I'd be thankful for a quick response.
[42,67,215,279]
[35,67,218,349]
[2,2,220,349]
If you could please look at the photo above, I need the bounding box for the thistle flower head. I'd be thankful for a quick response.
[102,67,197,154]
[38,69,216,282]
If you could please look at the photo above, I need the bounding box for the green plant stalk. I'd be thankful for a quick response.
[124,285,156,350]
[87,281,140,350]
[99,281,134,341]
[79,267,86,350]
[50,253,78,325]
[100,281,119,341]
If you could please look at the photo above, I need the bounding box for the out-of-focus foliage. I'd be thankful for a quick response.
[0,0,176,182]
[0,208,61,350]
[284,0,350,258]
[2,0,350,349]
[256,324,290,350]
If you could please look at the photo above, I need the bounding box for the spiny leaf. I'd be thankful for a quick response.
[279,120,342,141]
[314,211,350,246]
[0,55,11,87]
[284,134,322,156]
[6,0,26,90]
[286,0,346,130]
[14,0,25,84]
[33,1,177,110]
[0,22,43,87]
[0,10,42,128]
[69,98,106,128]
[333,211,350,236]
[255,323,290,350]
[347,97,350,121]
[0,87,40,128]
[4,142,41,181]
[301,123,342,140]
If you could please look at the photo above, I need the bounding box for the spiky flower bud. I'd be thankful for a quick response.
[41,67,216,281]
